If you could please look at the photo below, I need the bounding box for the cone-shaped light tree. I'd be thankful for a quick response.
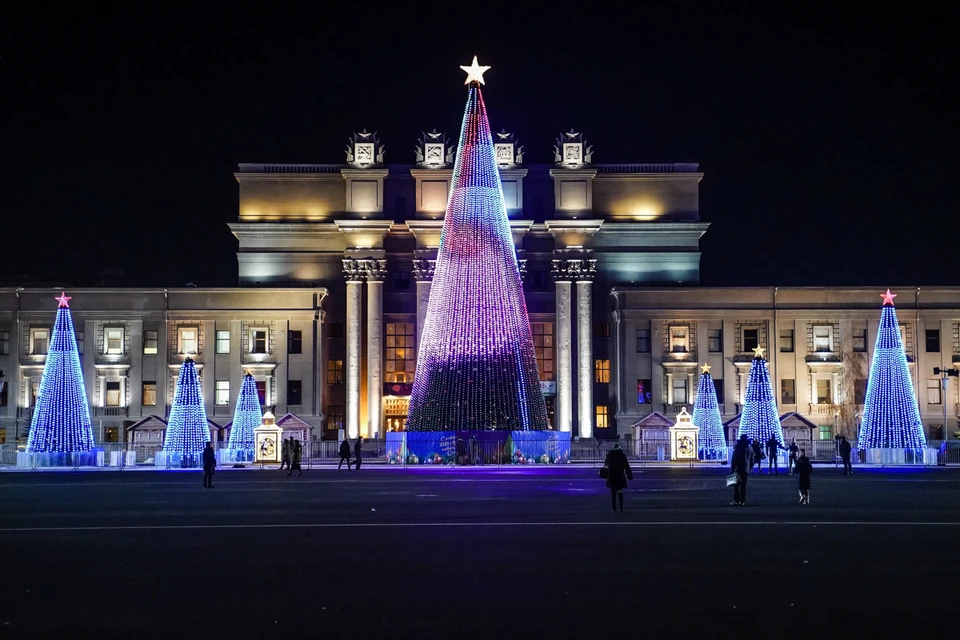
[692,363,726,460]
[737,346,785,446]
[162,358,210,456]
[26,292,95,453]
[407,57,548,432]
[858,289,926,450]
[227,373,262,460]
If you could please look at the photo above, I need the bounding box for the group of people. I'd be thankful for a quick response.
[278,436,304,476]
[337,437,364,470]
[731,435,816,506]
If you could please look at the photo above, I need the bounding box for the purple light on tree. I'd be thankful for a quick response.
[406,57,548,432]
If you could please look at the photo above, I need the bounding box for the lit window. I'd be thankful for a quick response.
[595,404,609,429]
[215,330,230,354]
[816,378,832,404]
[637,379,651,404]
[779,329,794,353]
[327,360,344,385]
[327,405,344,431]
[142,382,157,407]
[178,328,198,355]
[532,323,555,382]
[104,327,124,355]
[814,325,832,352]
[215,381,230,405]
[670,326,688,353]
[853,328,867,353]
[386,323,416,383]
[250,329,268,354]
[926,379,942,405]
[143,330,158,355]
[594,359,610,384]
[31,328,49,355]
[672,378,688,404]
[708,329,722,353]
[255,380,267,405]
[636,329,651,353]
[819,425,832,440]
[742,328,759,353]
[105,381,121,407]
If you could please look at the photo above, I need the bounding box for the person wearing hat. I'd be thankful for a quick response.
[602,444,633,513]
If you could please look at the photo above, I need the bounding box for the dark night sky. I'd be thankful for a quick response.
[2,4,956,288]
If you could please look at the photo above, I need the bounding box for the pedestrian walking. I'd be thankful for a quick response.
[730,435,751,505]
[279,436,293,471]
[470,434,479,465]
[751,438,764,473]
[354,437,363,470]
[788,440,800,475]
[602,444,633,513]
[796,448,813,504]
[202,441,217,489]
[766,436,783,475]
[338,438,352,470]
[839,435,853,475]
[288,439,303,477]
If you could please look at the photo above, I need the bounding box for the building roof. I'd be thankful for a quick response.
[779,412,820,430]
[632,411,674,428]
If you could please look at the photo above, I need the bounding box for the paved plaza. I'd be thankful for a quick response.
[1,465,958,638]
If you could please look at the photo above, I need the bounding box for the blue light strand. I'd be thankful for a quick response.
[692,370,726,460]
[227,373,262,456]
[857,302,926,451]
[162,358,210,455]
[26,301,95,453]
[737,356,785,446]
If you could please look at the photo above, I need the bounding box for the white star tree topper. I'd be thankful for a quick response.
[460,55,490,85]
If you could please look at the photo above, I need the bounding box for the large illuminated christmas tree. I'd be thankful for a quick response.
[162,358,210,461]
[26,292,95,453]
[858,289,926,451]
[737,346,784,446]
[692,363,726,460]
[407,57,548,432]
[226,373,261,462]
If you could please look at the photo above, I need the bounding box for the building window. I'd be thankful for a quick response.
[76,331,84,355]
[214,381,230,405]
[288,330,302,354]
[780,329,794,353]
[531,271,550,290]
[327,360,344,385]
[250,328,268,354]
[595,323,610,338]
[596,404,609,429]
[813,325,832,352]
[781,379,796,404]
[31,328,49,355]
[899,325,907,348]
[143,330,158,355]
[926,379,942,404]
[105,381,121,407]
[178,328,198,355]
[853,328,867,353]
[594,359,610,384]
[1,380,8,407]
[327,323,344,339]
[327,405,344,431]
[142,382,157,407]
[713,378,724,402]
[672,378,688,404]
[669,326,689,353]
[393,271,410,291]
[386,323,416,383]
[288,380,303,405]
[532,322,555,382]
[855,378,868,404]
[742,328,759,353]
[637,379,651,404]
[819,425,833,440]
[816,378,832,404]
[926,329,940,353]
[255,380,266,405]
[215,330,230,354]
[708,329,722,353]
[636,329,651,353]
[104,327,124,355]
[0,330,9,355]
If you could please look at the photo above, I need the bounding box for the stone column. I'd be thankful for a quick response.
[412,259,435,347]
[666,372,675,405]
[342,259,365,439]
[552,260,573,434]
[364,259,387,439]
[576,260,596,438]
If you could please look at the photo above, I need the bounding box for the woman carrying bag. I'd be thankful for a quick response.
[601,444,633,513]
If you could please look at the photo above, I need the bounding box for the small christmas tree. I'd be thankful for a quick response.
[162,358,210,463]
[737,346,784,446]
[692,363,726,460]
[26,292,95,453]
[858,290,926,451]
[226,373,262,462]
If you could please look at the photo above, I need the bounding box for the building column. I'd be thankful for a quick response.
[342,260,365,439]
[364,260,387,439]
[687,372,695,404]
[666,372,675,404]
[576,263,596,438]
[412,259,435,347]
[552,262,573,434]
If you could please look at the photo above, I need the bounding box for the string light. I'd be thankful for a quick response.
[26,292,95,453]
[226,373,262,462]
[692,365,726,460]
[162,357,210,461]
[737,352,784,446]
[858,291,926,451]
[407,68,548,432]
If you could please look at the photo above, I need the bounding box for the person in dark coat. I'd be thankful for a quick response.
[788,440,800,475]
[603,444,633,513]
[279,436,293,471]
[838,436,853,475]
[354,437,363,470]
[202,441,217,489]
[470,434,480,465]
[766,436,783,475]
[796,448,813,504]
[730,435,751,505]
[288,439,303,477]
[751,438,764,473]
[338,438,352,470]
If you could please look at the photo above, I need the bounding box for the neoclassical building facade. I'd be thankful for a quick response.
[1,132,958,445]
